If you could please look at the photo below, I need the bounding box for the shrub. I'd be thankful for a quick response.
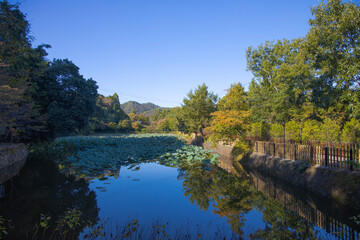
[250,122,270,140]
[320,118,341,142]
[270,123,283,141]
[341,119,360,143]
[285,120,301,142]
[302,120,321,141]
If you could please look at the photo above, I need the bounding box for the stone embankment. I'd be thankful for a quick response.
[244,153,360,208]
[0,144,28,184]
[203,141,360,209]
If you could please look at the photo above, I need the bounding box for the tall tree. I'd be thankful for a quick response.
[305,0,360,118]
[0,1,49,142]
[182,83,217,135]
[247,39,313,124]
[41,59,98,137]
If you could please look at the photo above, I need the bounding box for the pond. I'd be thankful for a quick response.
[0,134,359,239]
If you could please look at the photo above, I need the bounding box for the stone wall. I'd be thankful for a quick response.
[203,142,233,158]
[243,152,360,209]
[203,141,360,209]
[0,144,28,184]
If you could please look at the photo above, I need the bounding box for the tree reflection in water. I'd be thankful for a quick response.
[0,157,99,239]
[178,161,326,239]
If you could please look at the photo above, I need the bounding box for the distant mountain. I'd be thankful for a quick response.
[121,101,162,115]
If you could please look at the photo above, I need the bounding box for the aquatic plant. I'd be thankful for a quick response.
[52,134,219,179]
[0,216,9,239]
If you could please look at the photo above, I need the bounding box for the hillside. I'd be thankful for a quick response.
[95,94,129,122]
[89,94,130,132]
[121,101,161,115]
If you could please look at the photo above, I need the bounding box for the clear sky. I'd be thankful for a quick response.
[16,0,319,107]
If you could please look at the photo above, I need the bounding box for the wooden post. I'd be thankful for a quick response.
[325,147,329,167]
[294,144,297,161]
[325,215,330,233]
[273,142,276,157]
[310,145,313,165]
[256,141,258,152]
[264,141,266,155]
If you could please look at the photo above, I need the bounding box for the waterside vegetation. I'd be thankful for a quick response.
[1,0,360,147]
[1,0,360,239]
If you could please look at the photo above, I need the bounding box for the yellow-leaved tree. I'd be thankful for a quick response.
[206,83,251,157]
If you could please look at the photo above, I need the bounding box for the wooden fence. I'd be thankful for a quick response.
[253,141,360,171]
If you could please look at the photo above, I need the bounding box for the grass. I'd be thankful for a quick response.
[0,212,240,240]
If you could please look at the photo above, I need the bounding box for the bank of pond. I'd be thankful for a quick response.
[0,134,359,239]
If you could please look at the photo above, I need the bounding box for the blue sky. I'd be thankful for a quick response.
[17,0,319,107]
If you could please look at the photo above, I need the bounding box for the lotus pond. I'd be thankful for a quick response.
[1,133,360,239]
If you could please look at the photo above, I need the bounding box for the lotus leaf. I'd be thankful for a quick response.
[53,134,219,179]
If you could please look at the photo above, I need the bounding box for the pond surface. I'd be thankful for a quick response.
[0,134,360,239]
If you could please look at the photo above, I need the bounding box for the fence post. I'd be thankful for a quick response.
[264,142,266,155]
[256,141,258,152]
[350,148,354,171]
[325,147,329,167]
[294,144,297,161]
[310,145,314,165]
[273,143,276,157]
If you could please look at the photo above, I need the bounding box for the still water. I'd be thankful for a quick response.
[0,148,360,239]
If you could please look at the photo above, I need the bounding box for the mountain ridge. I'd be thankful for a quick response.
[121,101,162,115]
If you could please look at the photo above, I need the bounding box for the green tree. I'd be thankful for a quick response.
[182,83,217,135]
[120,119,132,130]
[217,83,248,111]
[151,108,170,122]
[0,1,49,142]
[341,119,360,143]
[90,93,129,132]
[302,120,322,142]
[43,59,98,137]
[285,120,301,142]
[250,122,271,140]
[247,39,312,124]
[305,0,360,118]
[320,117,341,142]
[270,123,284,141]
[151,107,185,132]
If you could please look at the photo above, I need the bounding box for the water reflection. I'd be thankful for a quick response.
[1,147,360,239]
[204,157,360,240]
[0,157,99,239]
[0,157,26,186]
[249,168,360,240]
[178,162,255,237]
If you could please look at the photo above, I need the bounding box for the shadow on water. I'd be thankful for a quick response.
[0,156,99,239]
[215,156,360,239]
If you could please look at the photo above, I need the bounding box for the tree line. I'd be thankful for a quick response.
[0,1,133,143]
[1,0,359,145]
[153,0,360,146]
